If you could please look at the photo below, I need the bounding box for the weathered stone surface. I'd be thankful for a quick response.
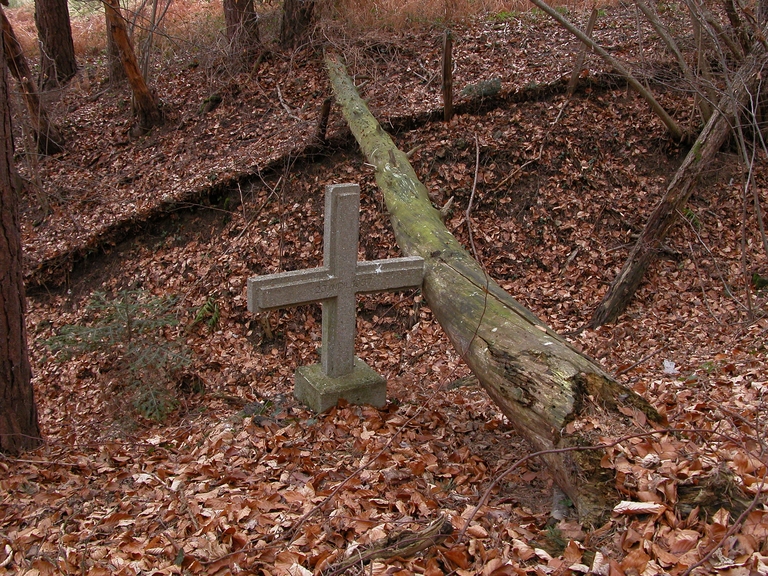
[295,357,387,413]
[247,183,424,411]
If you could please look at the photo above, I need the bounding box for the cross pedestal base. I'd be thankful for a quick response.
[294,357,386,412]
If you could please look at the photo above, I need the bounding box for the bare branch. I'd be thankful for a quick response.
[527,0,686,141]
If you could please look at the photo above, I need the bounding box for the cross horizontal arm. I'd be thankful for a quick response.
[354,256,424,293]
[247,268,336,312]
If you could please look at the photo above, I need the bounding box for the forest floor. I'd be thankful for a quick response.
[2,2,768,575]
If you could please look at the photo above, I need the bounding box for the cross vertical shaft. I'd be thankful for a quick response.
[322,184,358,377]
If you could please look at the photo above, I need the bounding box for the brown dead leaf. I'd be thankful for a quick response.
[613,501,666,515]
[620,547,650,574]
[668,529,702,555]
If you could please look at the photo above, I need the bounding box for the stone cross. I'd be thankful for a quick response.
[247,183,424,412]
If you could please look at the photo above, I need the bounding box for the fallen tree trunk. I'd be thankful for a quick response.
[590,45,768,327]
[325,52,662,526]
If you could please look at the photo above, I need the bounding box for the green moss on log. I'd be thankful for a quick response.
[325,52,661,526]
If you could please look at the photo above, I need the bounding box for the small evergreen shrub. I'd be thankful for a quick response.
[190,295,221,332]
[46,290,192,422]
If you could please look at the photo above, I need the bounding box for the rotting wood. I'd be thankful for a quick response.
[326,51,662,526]
[22,67,680,290]
[315,97,332,143]
[325,516,453,575]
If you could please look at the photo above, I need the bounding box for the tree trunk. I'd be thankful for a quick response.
[590,45,768,327]
[105,9,126,84]
[442,30,453,122]
[280,0,315,48]
[34,0,77,89]
[325,52,662,526]
[103,0,162,136]
[223,0,260,58]
[567,6,598,96]
[0,25,41,456]
[1,8,64,155]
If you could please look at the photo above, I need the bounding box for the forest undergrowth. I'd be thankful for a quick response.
[1,1,767,574]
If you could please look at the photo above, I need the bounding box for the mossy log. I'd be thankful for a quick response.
[326,52,662,526]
